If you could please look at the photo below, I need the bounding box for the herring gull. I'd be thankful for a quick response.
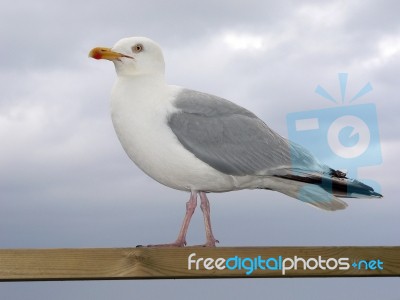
[89,37,382,247]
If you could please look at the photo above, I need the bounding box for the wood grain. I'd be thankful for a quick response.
[0,247,399,281]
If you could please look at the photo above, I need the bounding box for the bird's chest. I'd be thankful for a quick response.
[110,92,195,190]
[109,82,238,192]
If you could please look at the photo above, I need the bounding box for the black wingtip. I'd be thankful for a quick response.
[346,179,383,198]
[329,168,383,198]
[275,169,383,199]
[370,191,383,198]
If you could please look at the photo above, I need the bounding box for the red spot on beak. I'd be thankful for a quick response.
[92,50,102,60]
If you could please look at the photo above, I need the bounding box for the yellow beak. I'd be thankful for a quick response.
[88,47,133,61]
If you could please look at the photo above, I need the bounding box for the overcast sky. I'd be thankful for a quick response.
[0,0,399,299]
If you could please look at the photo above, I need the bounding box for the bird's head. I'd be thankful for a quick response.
[89,37,165,77]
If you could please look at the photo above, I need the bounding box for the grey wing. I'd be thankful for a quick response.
[168,89,326,177]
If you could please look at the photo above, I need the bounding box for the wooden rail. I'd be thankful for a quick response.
[0,246,399,281]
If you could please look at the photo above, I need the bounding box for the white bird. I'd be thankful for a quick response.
[89,37,382,247]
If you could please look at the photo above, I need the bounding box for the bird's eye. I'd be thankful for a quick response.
[132,44,143,53]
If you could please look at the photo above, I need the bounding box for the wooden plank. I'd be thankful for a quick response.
[0,247,399,281]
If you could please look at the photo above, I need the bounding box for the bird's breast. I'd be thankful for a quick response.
[110,82,236,192]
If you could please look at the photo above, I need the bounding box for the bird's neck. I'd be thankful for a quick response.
[117,74,166,93]
[118,71,165,82]
[111,73,171,113]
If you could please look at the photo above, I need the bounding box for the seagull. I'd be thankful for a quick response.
[89,37,382,247]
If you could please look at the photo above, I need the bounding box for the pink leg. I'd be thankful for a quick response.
[146,191,197,247]
[198,192,219,247]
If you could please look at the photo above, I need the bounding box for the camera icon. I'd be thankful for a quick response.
[286,103,382,179]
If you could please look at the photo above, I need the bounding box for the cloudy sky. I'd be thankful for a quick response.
[0,0,399,298]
